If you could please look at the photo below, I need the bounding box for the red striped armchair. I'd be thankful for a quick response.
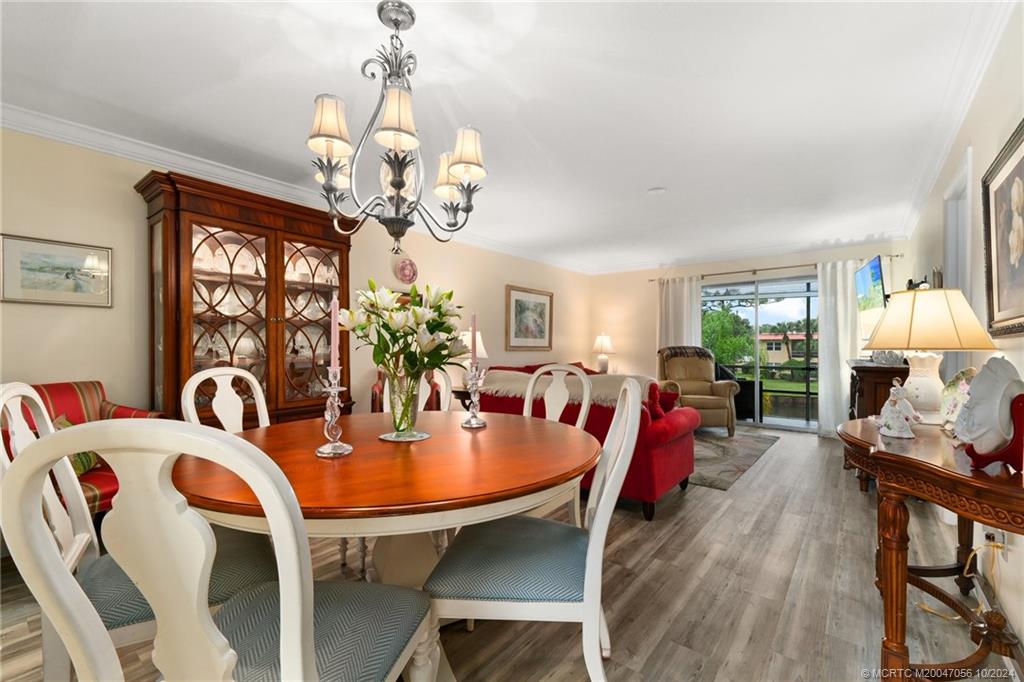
[30,381,161,513]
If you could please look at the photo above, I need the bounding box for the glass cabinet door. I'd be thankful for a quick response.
[189,223,269,408]
[281,239,342,405]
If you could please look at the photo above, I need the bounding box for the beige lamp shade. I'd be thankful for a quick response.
[863,289,996,351]
[307,94,353,158]
[433,152,460,200]
[374,85,419,152]
[592,333,615,354]
[449,126,486,181]
[314,157,351,188]
[459,331,488,359]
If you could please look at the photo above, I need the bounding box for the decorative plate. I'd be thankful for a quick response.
[391,251,418,286]
[955,356,1024,453]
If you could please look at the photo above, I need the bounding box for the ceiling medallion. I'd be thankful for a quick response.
[305,0,487,254]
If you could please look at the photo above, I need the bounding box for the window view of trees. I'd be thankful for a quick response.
[700,279,818,426]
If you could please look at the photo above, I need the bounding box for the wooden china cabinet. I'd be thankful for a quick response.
[135,172,354,424]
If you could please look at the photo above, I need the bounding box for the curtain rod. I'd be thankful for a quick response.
[647,253,904,283]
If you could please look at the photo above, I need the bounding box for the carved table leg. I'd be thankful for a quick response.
[857,467,872,493]
[955,515,976,596]
[879,488,911,675]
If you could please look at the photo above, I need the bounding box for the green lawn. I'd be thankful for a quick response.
[733,376,818,393]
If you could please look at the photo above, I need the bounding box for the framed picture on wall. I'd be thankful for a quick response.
[505,284,553,351]
[982,117,1024,337]
[0,234,112,307]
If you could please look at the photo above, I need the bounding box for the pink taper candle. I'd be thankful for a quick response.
[470,313,477,364]
[329,292,340,371]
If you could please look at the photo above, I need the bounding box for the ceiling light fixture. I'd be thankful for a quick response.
[305,0,487,252]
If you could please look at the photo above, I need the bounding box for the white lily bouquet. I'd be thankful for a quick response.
[340,279,469,441]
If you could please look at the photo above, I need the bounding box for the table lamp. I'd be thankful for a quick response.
[592,333,615,374]
[862,289,995,424]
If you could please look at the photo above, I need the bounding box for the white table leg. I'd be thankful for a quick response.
[372,532,456,681]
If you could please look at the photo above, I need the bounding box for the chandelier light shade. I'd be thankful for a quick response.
[374,84,419,151]
[305,1,487,254]
[307,94,353,158]
[433,152,459,200]
[449,126,486,181]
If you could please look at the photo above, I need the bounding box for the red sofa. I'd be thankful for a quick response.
[26,381,161,513]
[479,365,700,520]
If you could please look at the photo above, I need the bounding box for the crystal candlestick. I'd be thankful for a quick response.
[462,362,487,429]
[317,368,354,458]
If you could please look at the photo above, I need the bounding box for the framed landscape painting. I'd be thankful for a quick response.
[982,118,1024,337]
[506,284,553,351]
[0,234,112,307]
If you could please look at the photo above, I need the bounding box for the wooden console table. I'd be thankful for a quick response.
[838,419,1023,677]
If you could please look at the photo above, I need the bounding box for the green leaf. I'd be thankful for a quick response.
[372,345,386,367]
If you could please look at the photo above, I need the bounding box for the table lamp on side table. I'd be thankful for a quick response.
[862,289,995,425]
[593,333,615,374]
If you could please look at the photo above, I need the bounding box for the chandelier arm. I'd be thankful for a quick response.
[417,203,469,235]
[416,206,456,243]
[348,77,389,208]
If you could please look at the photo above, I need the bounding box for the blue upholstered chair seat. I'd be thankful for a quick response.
[76,526,277,629]
[424,515,588,603]
[213,580,431,682]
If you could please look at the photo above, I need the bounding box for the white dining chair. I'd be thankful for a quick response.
[181,366,270,432]
[0,418,440,681]
[181,368,370,581]
[423,378,642,681]
[0,382,278,681]
[523,363,593,526]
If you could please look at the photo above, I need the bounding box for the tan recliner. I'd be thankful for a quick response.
[657,346,740,437]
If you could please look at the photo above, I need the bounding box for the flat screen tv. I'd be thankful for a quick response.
[855,255,886,347]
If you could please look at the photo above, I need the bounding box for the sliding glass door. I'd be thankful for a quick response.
[701,277,818,428]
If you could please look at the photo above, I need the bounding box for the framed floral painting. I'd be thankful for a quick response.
[505,284,553,351]
[982,117,1024,337]
[0,234,112,307]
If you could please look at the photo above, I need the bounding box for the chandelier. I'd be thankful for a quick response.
[305,0,487,252]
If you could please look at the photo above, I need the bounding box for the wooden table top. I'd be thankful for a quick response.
[836,418,1023,494]
[172,411,602,519]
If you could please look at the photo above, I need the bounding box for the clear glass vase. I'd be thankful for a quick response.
[380,369,430,442]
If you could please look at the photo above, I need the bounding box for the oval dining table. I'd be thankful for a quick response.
[172,410,602,681]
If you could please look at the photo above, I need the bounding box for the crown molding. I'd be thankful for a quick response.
[900,1,1017,239]
[1,104,325,208]
[1,103,595,274]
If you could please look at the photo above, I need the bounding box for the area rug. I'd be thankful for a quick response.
[690,428,780,490]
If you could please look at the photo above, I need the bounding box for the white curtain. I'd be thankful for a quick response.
[817,260,861,437]
[657,276,702,349]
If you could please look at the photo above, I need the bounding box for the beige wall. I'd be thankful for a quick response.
[905,5,1024,637]
[0,130,153,407]
[590,241,912,379]
[0,128,594,413]
[347,225,593,413]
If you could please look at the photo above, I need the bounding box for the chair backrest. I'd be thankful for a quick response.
[657,346,715,392]
[523,364,592,429]
[0,419,315,681]
[0,382,99,572]
[181,367,270,433]
[582,378,641,610]
[381,370,450,412]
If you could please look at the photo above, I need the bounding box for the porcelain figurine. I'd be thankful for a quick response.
[876,378,921,439]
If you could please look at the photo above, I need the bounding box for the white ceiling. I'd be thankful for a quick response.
[0,2,1014,273]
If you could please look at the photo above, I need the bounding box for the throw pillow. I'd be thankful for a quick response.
[52,415,100,476]
[647,383,665,420]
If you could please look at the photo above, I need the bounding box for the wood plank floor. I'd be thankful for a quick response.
[0,427,1009,680]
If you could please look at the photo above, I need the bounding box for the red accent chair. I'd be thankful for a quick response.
[479,367,699,520]
[29,381,161,513]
